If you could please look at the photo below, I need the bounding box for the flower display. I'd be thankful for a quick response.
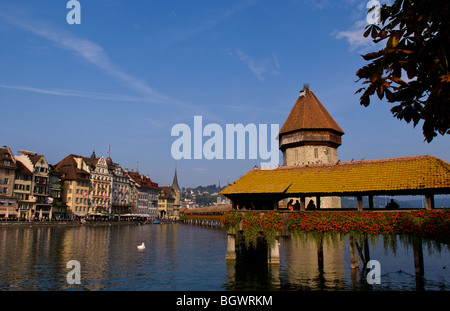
[222,211,283,246]
[287,210,450,240]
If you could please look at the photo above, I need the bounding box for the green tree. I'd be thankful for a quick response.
[356,0,449,142]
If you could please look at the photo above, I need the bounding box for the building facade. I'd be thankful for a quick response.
[14,159,33,219]
[158,186,175,219]
[55,154,91,218]
[84,153,112,214]
[108,157,134,215]
[2,145,163,220]
[128,170,159,218]
[0,146,17,219]
[158,169,181,219]
[15,151,52,219]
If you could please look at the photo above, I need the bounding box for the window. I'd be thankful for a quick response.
[314,148,319,159]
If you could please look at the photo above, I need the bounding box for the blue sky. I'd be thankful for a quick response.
[0,0,448,188]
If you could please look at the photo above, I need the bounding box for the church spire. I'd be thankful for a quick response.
[172,167,180,190]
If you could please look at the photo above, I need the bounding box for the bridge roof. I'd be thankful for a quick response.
[220,155,450,197]
[180,205,232,214]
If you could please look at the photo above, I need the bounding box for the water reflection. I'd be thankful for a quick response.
[0,224,449,290]
[225,233,450,291]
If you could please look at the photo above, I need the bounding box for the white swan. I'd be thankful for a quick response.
[137,242,145,250]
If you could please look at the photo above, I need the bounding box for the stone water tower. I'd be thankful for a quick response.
[279,84,345,208]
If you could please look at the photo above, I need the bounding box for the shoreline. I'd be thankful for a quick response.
[0,219,179,228]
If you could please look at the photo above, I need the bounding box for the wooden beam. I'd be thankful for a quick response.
[357,195,363,211]
[316,196,321,209]
[300,196,306,211]
[425,194,434,210]
[368,195,374,210]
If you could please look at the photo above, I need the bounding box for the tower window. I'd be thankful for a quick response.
[314,148,318,159]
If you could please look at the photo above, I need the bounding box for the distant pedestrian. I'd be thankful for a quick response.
[307,200,316,210]
[287,199,294,211]
[386,199,399,210]
[293,200,301,211]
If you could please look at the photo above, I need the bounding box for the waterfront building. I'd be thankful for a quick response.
[14,157,33,219]
[83,152,112,214]
[127,170,159,218]
[0,146,17,219]
[107,157,133,215]
[15,150,51,219]
[55,154,91,218]
[158,186,175,219]
[278,85,344,209]
[158,169,181,219]
[48,166,63,216]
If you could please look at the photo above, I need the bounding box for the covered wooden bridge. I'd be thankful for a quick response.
[220,155,450,211]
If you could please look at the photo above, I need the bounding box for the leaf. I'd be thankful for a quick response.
[360,94,370,107]
[376,85,384,99]
[385,88,395,102]
[362,51,383,61]
[363,26,372,38]
[388,76,408,86]
[440,74,450,83]
[387,33,400,48]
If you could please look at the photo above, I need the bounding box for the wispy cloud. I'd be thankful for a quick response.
[332,19,374,52]
[0,84,145,102]
[0,5,210,115]
[331,0,388,52]
[161,0,259,48]
[234,49,280,81]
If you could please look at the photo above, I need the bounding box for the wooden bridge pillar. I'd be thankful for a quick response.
[300,196,306,211]
[368,195,374,210]
[425,194,434,210]
[357,196,363,211]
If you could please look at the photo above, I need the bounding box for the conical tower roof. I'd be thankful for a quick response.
[279,85,344,135]
[279,85,344,151]
[172,168,180,190]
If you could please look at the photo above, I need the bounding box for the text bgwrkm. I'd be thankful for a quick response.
[176,295,272,308]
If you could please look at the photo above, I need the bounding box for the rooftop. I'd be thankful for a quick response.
[279,86,344,136]
[220,155,450,196]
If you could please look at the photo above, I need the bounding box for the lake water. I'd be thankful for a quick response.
[0,223,449,291]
